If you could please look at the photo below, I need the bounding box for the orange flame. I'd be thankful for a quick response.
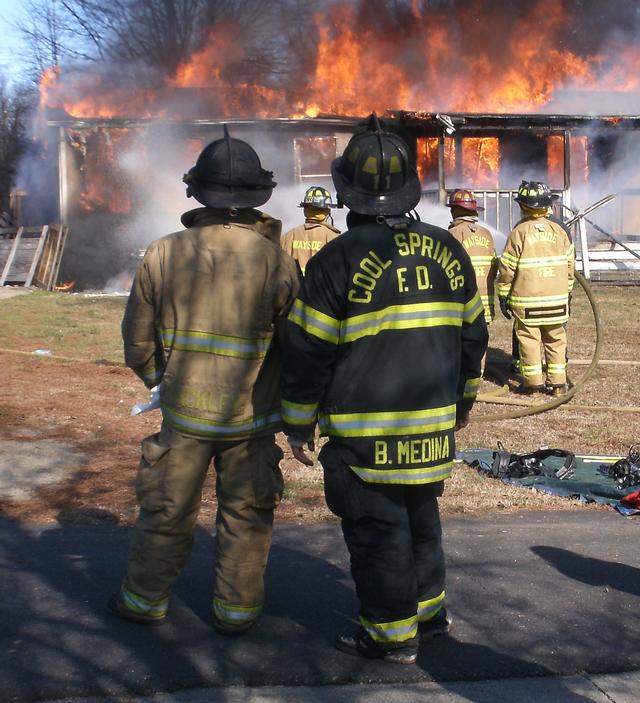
[75,128,134,213]
[54,280,76,291]
[547,135,565,188]
[462,138,500,189]
[38,1,640,121]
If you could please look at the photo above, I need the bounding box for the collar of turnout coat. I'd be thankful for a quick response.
[449,215,479,226]
[180,207,282,244]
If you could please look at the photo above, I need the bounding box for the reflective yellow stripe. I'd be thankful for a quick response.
[141,365,163,384]
[521,313,569,326]
[213,598,262,625]
[521,364,543,377]
[417,590,445,622]
[320,404,456,438]
[508,293,569,304]
[162,403,280,438]
[514,255,571,268]
[282,399,318,426]
[360,614,417,643]
[547,363,566,372]
[351,461,453,485]
[161,328,271,360]
[121,587,168,619]
[469,255,495,264]
[480,296,495,320]
[463,292,484,323]
[500,252,519,267]
[463,376,481,399]
[288,299,340,344]
[340,302,465,343]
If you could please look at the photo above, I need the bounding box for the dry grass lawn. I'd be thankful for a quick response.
[0,285,637,525]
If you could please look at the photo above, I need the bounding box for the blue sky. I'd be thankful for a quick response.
[0,1,29,84]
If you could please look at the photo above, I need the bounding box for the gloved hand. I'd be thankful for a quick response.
[287,435,316,466]
[454,411,470,431]
[499,298,511,320]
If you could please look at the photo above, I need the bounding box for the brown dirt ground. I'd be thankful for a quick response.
[1,286,638,525]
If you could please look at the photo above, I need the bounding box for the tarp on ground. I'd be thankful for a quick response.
[457,448,640,516]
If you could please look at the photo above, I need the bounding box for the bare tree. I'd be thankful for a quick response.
[0,75,33,210]
[15,0,292,81]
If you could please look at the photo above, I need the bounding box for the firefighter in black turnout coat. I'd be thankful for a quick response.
[281,115,488,664]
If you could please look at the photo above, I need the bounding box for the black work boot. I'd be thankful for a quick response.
[107,592,166,626]
[518,384,545,395]
[212,617,256,637]
[336,627,418,665]
[418,608,453,641]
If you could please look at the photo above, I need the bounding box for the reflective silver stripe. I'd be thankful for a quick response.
[417,590,445,622]
[514,255,571,268]
[213,598,262,625]
[141,367,163,383]
[162,403,280,437]
[500,252,519,267]
[463,293,484,323]
[282,399,318,426]
[121,587,168,618]
[360,615,417,643]
[340,302,464,343]
[321,405,456,438]
[162,328,271,359]
[508,293,568,304]
[288,299,340,344]
[463,376,481,399]
[351,462,452,485]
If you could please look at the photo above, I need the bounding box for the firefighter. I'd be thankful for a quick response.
[281,114,488,664]
[280,186,341,273]
[109,126,299,635]
[447,189,497,373]
[497,180,575,395]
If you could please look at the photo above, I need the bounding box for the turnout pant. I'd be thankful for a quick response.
[515,318,567,387]
[122,422,283,630]
[320,442,445,649]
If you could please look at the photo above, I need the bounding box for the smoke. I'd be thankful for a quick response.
[14,0,640,287]
[50,124,349,290]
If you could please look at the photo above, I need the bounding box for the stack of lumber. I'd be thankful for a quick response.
[0,225,69,290]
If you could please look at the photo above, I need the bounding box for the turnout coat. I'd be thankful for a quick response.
[497,215,575,326]
[122,207,299,440]
[281,217,488,485]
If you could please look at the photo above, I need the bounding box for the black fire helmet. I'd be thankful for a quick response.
[331,113,421,216]
[514,180,559,210]
[183,125,276,209]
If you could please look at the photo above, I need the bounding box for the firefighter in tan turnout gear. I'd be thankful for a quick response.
[109,126,299,634]
[281,186,341,273]
[497,180,575,395]
[282,115,488,665]
[447,189,497,375]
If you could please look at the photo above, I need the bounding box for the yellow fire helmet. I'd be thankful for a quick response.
[299,186,335,209]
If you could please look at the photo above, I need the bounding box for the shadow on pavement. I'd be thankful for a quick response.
[531,545,640,597]
[2,516,640,701]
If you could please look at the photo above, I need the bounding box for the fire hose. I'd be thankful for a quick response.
[470,194,629,423]
[473,270,603,422]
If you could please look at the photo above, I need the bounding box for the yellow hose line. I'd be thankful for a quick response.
[477,395,640,413]
[472,271,605,423]
[0,347,125,367]
[569,359,640,366]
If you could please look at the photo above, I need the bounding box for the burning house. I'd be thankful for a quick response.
[20,0,640,287]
